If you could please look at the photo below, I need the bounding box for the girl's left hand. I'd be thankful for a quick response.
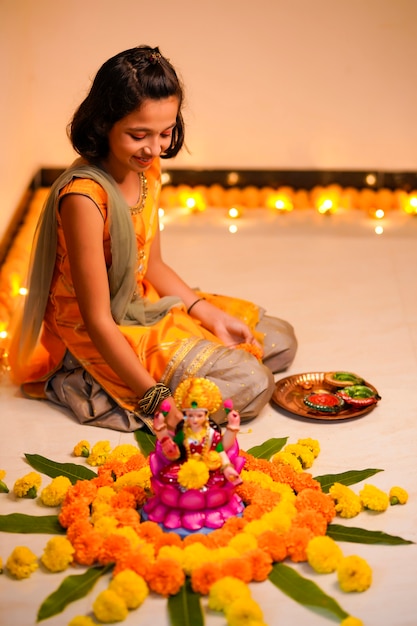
[191,300,260,349]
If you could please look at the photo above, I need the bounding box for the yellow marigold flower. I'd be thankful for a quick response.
[270,481,296,502]
[114,467,151,492]
[297,437,320,457]
[241,469,275,490]
[40,475,72,506]
[41,536,74,572]
[93,515,119,538]
[87,440,111,467]
[243,518,270,537]
[73,440,90,457]
[262,502,296,534]
[0,556,3,573]
[182,543,212,574]
[329,483,362,518]
[0,469,9,493]
[337,555,372,592]
[95,485,117,502]
[108,444,140,462]
[91,501,113,521]
[6,546,38,579]
[68,617,97,626]
[157,545,184,566]
[208,576,252,611]
[359,484,389,512]
[283,443,315,469]
[112,526,141,549]
[306,536,343,573]
[93,588,128,622]
[177,458,209,490]
[13,472,42,498]
[229,532,258,554]
[271,451,303,473]
[109,569,149,609]
[212,546,239,563]
[389,486,408,505]
[225,596,264,626]
[341,617,364,626]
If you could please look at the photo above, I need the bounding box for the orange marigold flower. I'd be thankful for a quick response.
[295,488,336,523]
[191,561,223,595]
[63,480,98,506]
[136,520,164,545]
[243,503,265,521]
[292,472,322,493]
[292,509,328,536]
[90,472,115,488]
[221,557,253,583]
[222,516,248,535]
[235,482,259,504]
[113,545,154,578]
[145,558,185,596]
[112,508,141,532]
[97,458,126,479]
[235,342,263,361]
[244,548,273,581]
[205,527,236,549]
[66,519,95,543]
[119,485,148,508]
[153,532,183,554]
[285,526,315,562]
[58,501,90,529]
[98,534,133,565]
[71,530,103,566]
[124,453,148,472]
[257,530,287,562]
[182,533,211,548]
[110,490,137,510]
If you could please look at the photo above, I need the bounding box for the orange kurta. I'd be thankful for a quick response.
[20,160,260,411]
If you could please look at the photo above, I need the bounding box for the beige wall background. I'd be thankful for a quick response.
[1,0,416,241]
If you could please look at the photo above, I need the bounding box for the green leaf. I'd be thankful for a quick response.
[246,437,288,459]
[37,564,112,622]
[134,429,156,457]
[25,454,97,484]
[168,579,204,626]
[314,468,383,493]
[0,513,64,534]
[269,562,348,620]
[327,524,413,545]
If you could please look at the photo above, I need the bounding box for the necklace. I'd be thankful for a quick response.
[130,172,148,215]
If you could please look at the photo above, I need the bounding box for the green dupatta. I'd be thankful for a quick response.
[17,160,181,364]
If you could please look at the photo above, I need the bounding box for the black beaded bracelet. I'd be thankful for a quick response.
[137,383,172,416]
[187,297,206,315]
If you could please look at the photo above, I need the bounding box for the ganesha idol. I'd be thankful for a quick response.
[142,378,246,533]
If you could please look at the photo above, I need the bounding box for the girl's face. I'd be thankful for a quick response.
[105,96,179,177]
[184,409,208,432]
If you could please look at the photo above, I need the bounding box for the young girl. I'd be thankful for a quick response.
[10,45,297,432]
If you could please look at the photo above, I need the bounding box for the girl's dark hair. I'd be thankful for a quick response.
[69,45,185,161]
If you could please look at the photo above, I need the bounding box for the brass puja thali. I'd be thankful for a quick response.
[271,371,380,421]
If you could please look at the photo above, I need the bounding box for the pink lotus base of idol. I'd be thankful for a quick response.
[143,439,246,532]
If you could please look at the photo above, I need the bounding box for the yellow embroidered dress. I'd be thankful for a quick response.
[10,159,295,429]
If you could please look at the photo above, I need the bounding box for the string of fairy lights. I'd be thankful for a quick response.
[0,175,416,370]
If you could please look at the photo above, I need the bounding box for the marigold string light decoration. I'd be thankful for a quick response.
[0,180,416,374]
